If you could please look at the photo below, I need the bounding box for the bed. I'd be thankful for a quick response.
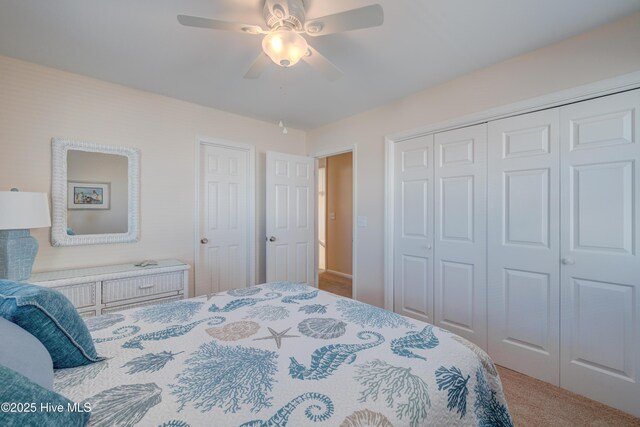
[55,283,513,427]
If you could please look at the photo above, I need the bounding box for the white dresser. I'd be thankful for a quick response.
[26,260,190,317]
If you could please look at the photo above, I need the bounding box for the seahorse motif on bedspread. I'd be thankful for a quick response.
[281,290,318,304]
[289,331,385,380]
[239,392,334,426]
[122,317,225,350]
[390,325,439,360]
[208,293,282,312]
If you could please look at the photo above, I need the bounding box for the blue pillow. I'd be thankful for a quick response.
[0,280,103,368]
[0,317,54,390]
[0,364,89,427]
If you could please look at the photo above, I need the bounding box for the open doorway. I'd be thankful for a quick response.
[317,151,353,298]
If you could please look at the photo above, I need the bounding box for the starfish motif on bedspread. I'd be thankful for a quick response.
[253,327,299,349]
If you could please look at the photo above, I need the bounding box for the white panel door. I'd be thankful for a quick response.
[487,109,561,384]
[393,135,434,323]
[434,124,487,349]
[197,144,249,295]
[560,89,640,416]
[266,151,315,284]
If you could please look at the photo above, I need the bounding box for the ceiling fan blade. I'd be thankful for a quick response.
[305,4,383,37]
[303,46,343,81]
[243,53,272,79]
[177,15,264,34]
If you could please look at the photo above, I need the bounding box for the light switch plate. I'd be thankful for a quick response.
[357,215,368,227]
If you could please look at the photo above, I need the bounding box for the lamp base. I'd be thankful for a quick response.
[0,229,39,281]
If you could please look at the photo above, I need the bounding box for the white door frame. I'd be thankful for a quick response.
[384,71,640,311]
[194,137,257,295]
[310,145,358,300]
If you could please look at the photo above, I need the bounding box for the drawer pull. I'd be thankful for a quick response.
[138,283,156,290]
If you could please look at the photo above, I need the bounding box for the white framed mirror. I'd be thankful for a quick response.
[51,138,140,246]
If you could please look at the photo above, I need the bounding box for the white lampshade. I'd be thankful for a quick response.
[0,191,51,230]
[262,29,309,67]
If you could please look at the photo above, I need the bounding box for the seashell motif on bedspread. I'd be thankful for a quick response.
[81,383,162,427]
[64,282,513,426]
[206,321,260,341]
[340,409,394,427]
[297,318,347,340]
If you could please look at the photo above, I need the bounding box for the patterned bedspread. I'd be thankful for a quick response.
[55,283,513,427]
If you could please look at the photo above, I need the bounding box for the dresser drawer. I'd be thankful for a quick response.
[102,272,184,303]
[54,282,98,309]
[102,295,184,314]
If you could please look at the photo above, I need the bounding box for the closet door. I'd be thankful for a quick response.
[487,109,560,384]
[560,89,640,416]
[434,124,487,349]
[394,135,434,323]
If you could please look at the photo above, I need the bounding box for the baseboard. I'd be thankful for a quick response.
[324,269,352,280]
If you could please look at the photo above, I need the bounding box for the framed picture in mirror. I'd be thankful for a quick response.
[67,182,110,210]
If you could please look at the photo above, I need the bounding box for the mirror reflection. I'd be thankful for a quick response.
[66,150,128,235]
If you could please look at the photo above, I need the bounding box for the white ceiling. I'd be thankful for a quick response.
[0,0,638,129]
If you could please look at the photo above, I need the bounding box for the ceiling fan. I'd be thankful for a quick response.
[177,0,384,81]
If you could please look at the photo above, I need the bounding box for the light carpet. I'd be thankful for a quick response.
[497,366,640,426]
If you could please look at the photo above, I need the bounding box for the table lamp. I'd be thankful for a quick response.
[0,189,51,281]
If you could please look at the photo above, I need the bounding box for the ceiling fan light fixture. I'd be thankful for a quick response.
[262,29,308,67]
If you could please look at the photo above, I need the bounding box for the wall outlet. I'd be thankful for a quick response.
[357,215,368,227]
[329,212,336,220]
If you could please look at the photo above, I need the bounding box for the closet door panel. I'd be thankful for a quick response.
[560,89,640,417]
[434,124,487,349]
[394,135,434,323]
[487,109,560,384]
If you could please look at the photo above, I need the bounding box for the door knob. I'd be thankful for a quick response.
[422,244,432,250]
[267,236,277,242]
[561,257,575,265]
[200,238,208,244]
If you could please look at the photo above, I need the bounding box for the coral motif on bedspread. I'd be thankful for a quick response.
[336,299,414,329]
[170,342,278,414]
[64,283,513,427]
[354,360,431,427]
[132,301,204,324]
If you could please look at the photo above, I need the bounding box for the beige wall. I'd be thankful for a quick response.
[306,12,640,307]
[326,152,352,276]
[67,151,128,235]
[0,55,306,296]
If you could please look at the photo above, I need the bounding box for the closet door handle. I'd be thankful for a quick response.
[561,257,575,265]
[422,244,432,250]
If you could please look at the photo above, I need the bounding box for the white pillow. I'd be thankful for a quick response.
[0,316,54,390]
